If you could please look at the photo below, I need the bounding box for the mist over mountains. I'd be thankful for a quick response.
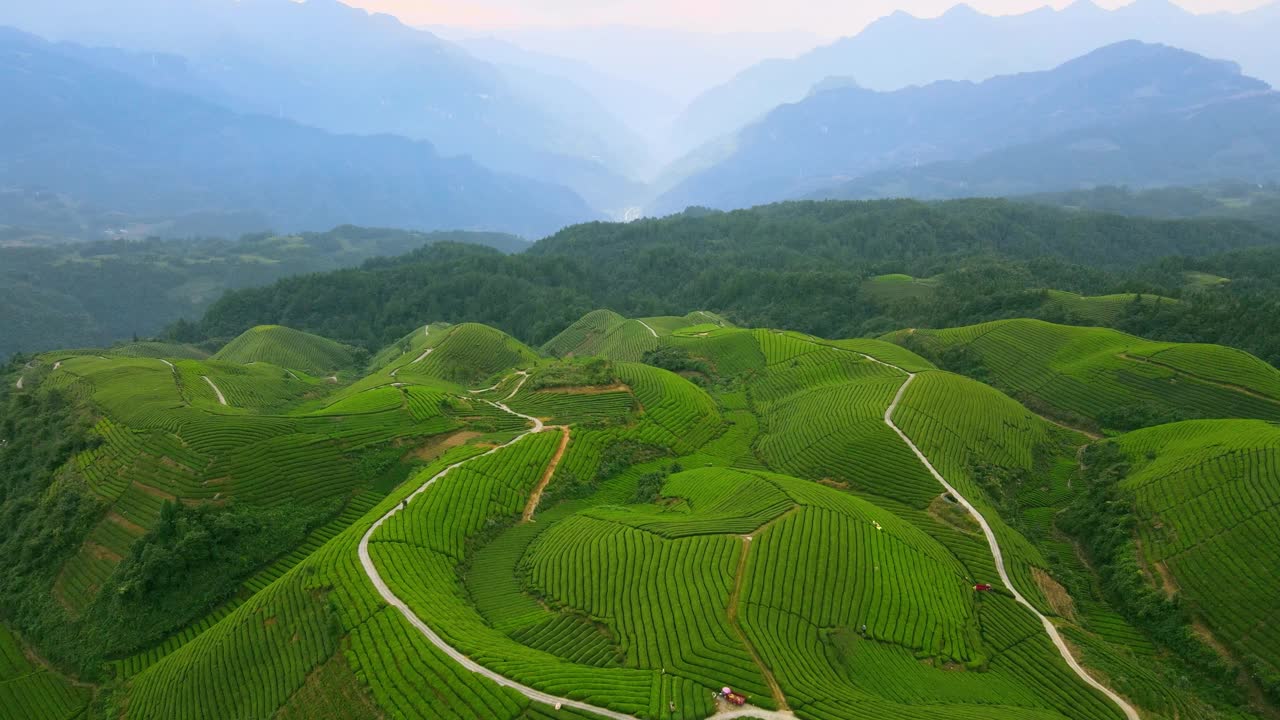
[0,27,594,238]
[673,0,1280,157]
[0,0,1278,241]
[653,41,1280,212]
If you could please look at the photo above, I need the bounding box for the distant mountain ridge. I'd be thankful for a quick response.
[0,0,643,212]
[673,0,1280,157]
[0,27,596,238]
[652,42,1280,213]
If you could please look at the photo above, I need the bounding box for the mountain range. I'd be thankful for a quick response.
[652,41,1280,213]
[0,0,644,213]
[672,0,1280,159]
[0,27,594,238]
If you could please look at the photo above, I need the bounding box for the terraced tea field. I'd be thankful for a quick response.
[0,626,88,720]
[1115,420,1280,674]
[213,325,356,374]
[896,319,1280,431]
[4,310,1276,719]
[544,310,730,361]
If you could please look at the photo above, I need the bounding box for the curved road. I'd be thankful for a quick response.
[879,368,1140,720]
[356,355,1139,720]
[356,397,646,718]
[357,378,791,720]
[201,376,228,406]
[637,319,658,338]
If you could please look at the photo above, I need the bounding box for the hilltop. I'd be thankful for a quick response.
[2,311,1277,718]
[891,318,1280,432]
[212,326,358,376]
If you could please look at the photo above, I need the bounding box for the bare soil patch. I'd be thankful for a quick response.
[106,511,146,535]
[928,494,980,535]
[522,427,571,522]
[1032,567,1077,622]
[403,430,483,463]
[132,482,177,501]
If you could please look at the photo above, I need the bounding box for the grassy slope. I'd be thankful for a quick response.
[212,325,356,375]
[893,318,1280,431]
[1114,420,1280,675]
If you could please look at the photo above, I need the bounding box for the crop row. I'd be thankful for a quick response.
[212,325,352,374]
[125,576,338,720]
[585,468,792,539]
[742,505,973,660]
[754,378,936,507]
[1119,420,1280,670]
[614,363,722,453]
[749,342,899,408]
[521,514,767,698]
[510,390,636,425]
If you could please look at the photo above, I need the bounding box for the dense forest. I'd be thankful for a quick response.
[0,226,527,357]
[189,199,1280,365]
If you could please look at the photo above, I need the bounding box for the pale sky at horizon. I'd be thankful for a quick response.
[341,0,1273,34]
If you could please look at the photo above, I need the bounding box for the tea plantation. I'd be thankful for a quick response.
[1,312,1276,719]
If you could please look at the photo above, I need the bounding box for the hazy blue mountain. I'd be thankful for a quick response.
[672,0,1280,157]
[0,28,595,238]
[0,0,642,212]
[815,93,1280,203]
[442,35,671,179]
[437,25,823,170]
[651,42,1276,214]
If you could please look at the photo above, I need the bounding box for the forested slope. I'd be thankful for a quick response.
[0,226,528,358]
[191,199,1280,364]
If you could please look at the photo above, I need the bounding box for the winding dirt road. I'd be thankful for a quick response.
[522,425,570,522]
[877,365,1140,720]
[357,397,648,718]
[202,376,228,406]
[357,376,791,720]
[355,352,1137,720]
[637,319,658,338]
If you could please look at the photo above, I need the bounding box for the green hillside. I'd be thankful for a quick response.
[2,310,1275,719]
[861,273,940,304]
[543,310,729,362]
[1114,421,1280,677]
[893,319,1280,432]
[0,625,88,720]
[1042,290,1179,325]
[860,274,1178,328]
[213,325,357,375]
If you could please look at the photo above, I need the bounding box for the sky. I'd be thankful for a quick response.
[341,0,1273,34]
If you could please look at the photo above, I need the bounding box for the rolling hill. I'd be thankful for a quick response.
[4,309,1277,718]
[890,318,1280,432]
[1111,421,1280,677]
[212,326,357,376]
